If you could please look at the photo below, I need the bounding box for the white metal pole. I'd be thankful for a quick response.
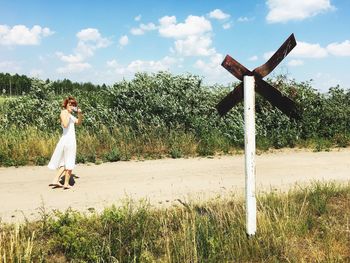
[244,75,256,236]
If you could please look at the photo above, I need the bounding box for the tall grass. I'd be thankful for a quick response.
[1,124,348,167]
[0,182,349,262]
[0,126,59,166]
[0,224,35,262]
[0,125,230,166]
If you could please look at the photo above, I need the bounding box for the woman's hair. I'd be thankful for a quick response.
[62,96,77,109]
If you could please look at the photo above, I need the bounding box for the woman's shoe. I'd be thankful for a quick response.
[49,183,63,188]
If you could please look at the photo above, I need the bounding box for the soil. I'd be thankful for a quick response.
[0,148,349,223]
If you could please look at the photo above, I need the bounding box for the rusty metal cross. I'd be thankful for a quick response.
[216,34,300,236]
[216,33,299,118]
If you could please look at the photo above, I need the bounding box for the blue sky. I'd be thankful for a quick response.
[0,0,349,92]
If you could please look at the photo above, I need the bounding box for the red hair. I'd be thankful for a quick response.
[62,96,77,109]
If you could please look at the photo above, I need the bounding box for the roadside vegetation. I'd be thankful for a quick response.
[0,73,349,262]
[0,71,349,167]
[0,182,349,262]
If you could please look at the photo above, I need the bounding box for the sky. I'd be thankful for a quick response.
[0,0,349,92]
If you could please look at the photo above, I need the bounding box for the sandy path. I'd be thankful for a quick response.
[0,149,349,222]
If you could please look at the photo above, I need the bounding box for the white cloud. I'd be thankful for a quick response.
[313,72,343,92]
[194,53,233,84]
[63,29,111,62]
[174,35,215,57]
[57,62,91,73]
[140,23,157,31]
[195,53,224,72]
[248,55,258,61]
[42,28,53,37]
[263,41,328,60]
[119,35,129,46]
[264,39,350,61]
[130,23,157,35]
[0,60,21,72]
[291,41,328,58]
[129,56,177,72]
[76,28,111,48]
[157,15,215,57]
[106,59,125,74]
[131,28,144,35]
[327,40,350,56]
[135,15,142,21]
[159,15,212,39]
[127,60,167,72]
[106,59,118,68]
[159,16,177,27]
[288,59,304,66]
[266,0,335,23]
[75,41,95,58]
[222,22,232,30]
[237,16,251,22]
[0,24,54,46]
[29,69,43,78]
[76,28,100,41]
[56,52,84,63]
[57,28,111,74]
[208,9,230,20]
[107,56,178,75]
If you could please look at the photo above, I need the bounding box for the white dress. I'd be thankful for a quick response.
[48,114,77,170]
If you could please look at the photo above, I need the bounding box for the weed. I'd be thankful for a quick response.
[0,182,349,262]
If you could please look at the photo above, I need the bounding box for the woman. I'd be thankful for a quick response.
[48,96,83,189]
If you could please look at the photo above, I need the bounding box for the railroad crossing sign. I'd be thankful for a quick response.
[216,33,299,118]
[216,34,298,236]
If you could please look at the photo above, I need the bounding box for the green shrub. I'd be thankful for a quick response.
[1,72,349,166]
[1,183,349,262]
[103,147,121,162]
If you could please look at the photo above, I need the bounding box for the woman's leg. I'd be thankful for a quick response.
[63,169,72,189]
[49,166,65,186]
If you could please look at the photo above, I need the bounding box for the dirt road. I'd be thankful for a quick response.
[0,149,349,222]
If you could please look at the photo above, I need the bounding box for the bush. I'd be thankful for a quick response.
[0,72,349,166]
[1,183,349,262]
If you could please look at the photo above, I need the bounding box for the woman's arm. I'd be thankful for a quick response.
[60,110,70,128]
[76,109,83,125]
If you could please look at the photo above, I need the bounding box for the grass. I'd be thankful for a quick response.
[0,182,349,262]
[1,125,349,167]
[0,125,226,167]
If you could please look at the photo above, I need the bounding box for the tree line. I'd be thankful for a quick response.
[0,72,107,96]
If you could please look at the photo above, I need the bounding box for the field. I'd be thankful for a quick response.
[0,181,349,262]
[0,148,350,261]
[0,72,349,167]
[0,73,349,262]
